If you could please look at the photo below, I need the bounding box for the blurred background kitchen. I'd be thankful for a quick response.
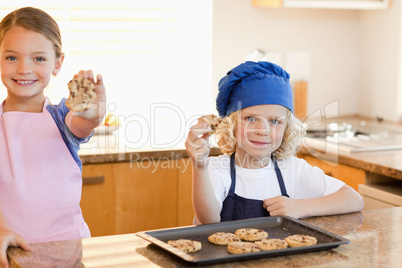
[0,0,399,148]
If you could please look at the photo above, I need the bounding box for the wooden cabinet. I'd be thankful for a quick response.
[300,155,365,191]
[113,160,178,234]
[81,163,116,237]
[177,159,195,226]
[81,158,194,237]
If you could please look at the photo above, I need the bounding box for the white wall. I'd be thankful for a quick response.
[359,1,402,122]
[212,0,374,120]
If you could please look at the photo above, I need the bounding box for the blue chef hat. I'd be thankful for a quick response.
[216,61,293,117]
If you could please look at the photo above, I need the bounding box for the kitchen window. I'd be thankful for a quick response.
[0,0,213,149]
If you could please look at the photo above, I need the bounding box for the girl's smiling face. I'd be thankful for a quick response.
[235,104,288,168]
[0,26,63,102]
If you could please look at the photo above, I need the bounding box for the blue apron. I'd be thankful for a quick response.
[220,153,289,222]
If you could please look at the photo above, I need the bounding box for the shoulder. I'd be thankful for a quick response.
[206,154,231,182]
[206,154,232,204]
[46,98,69,125]
[276,155,312,171]
[46,98,69,113]
[207,154,231,169]
[46,98,92,144]
[279,155,345,197]
[276,155,324,185]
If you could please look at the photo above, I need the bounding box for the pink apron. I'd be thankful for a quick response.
[0,98,90,243]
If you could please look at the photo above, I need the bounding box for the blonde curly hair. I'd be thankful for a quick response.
[216,109,305,159]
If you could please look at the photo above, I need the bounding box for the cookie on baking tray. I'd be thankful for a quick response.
[66,77,97,112]
[235,228,268,242]
[284,234,317,247]
[227,241,261,254]
[254,238,288,251]
[167,239,202,253]
[208,232,241,245]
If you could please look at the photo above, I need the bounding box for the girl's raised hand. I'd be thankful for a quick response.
[72,70,106,123]
[185,121,211,169]
[66,70,107,138]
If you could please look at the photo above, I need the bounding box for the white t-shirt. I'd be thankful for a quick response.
[207,154,345,210]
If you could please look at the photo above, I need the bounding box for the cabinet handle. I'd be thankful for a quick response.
[83,176,105,185]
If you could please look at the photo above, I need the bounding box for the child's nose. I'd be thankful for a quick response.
[255,120,270,135]
[17,60,33,75]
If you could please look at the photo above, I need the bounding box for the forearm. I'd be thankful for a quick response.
[66,108,106,138]
[299,185,364,218]
[192,167,221,224]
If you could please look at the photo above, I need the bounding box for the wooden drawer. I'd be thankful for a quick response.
[361,196,397,210]
[359,183,402,209]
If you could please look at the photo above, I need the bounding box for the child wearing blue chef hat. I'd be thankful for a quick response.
[185,61,363,225]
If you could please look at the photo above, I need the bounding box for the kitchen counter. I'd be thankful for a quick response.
[300,116,402,180]
[6,207,401,267]
[298,145,402,180]
[78,134,223,165]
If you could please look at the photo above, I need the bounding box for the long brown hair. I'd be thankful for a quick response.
[0,7,62,58]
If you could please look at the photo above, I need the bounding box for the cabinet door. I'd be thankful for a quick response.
[114,161,178,234]
[337,164,366,192]
[302,155,365,191]
[302,155,338,178]
[81,163,116,237]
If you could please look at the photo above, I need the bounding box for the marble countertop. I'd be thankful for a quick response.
[6,207,401,267]
[300,116,402,180]
[297,145,402,180]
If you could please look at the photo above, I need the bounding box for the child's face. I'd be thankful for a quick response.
[0,26,63,100]
[235,104,288,168]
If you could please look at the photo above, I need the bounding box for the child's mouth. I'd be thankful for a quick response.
[250,141,270,147]
[14,79,36,85]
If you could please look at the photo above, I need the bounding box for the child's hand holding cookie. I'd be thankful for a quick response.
[66,70,106,123]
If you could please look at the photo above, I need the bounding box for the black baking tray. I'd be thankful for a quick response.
[136,216,350,265]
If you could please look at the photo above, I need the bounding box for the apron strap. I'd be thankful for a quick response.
[271,155,290,197]
[228,153,236,194]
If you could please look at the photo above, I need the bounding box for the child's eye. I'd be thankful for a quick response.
[269,119,280,125]
[34,57,46,62]
[6,56,17,61]
[246,116,256,122]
